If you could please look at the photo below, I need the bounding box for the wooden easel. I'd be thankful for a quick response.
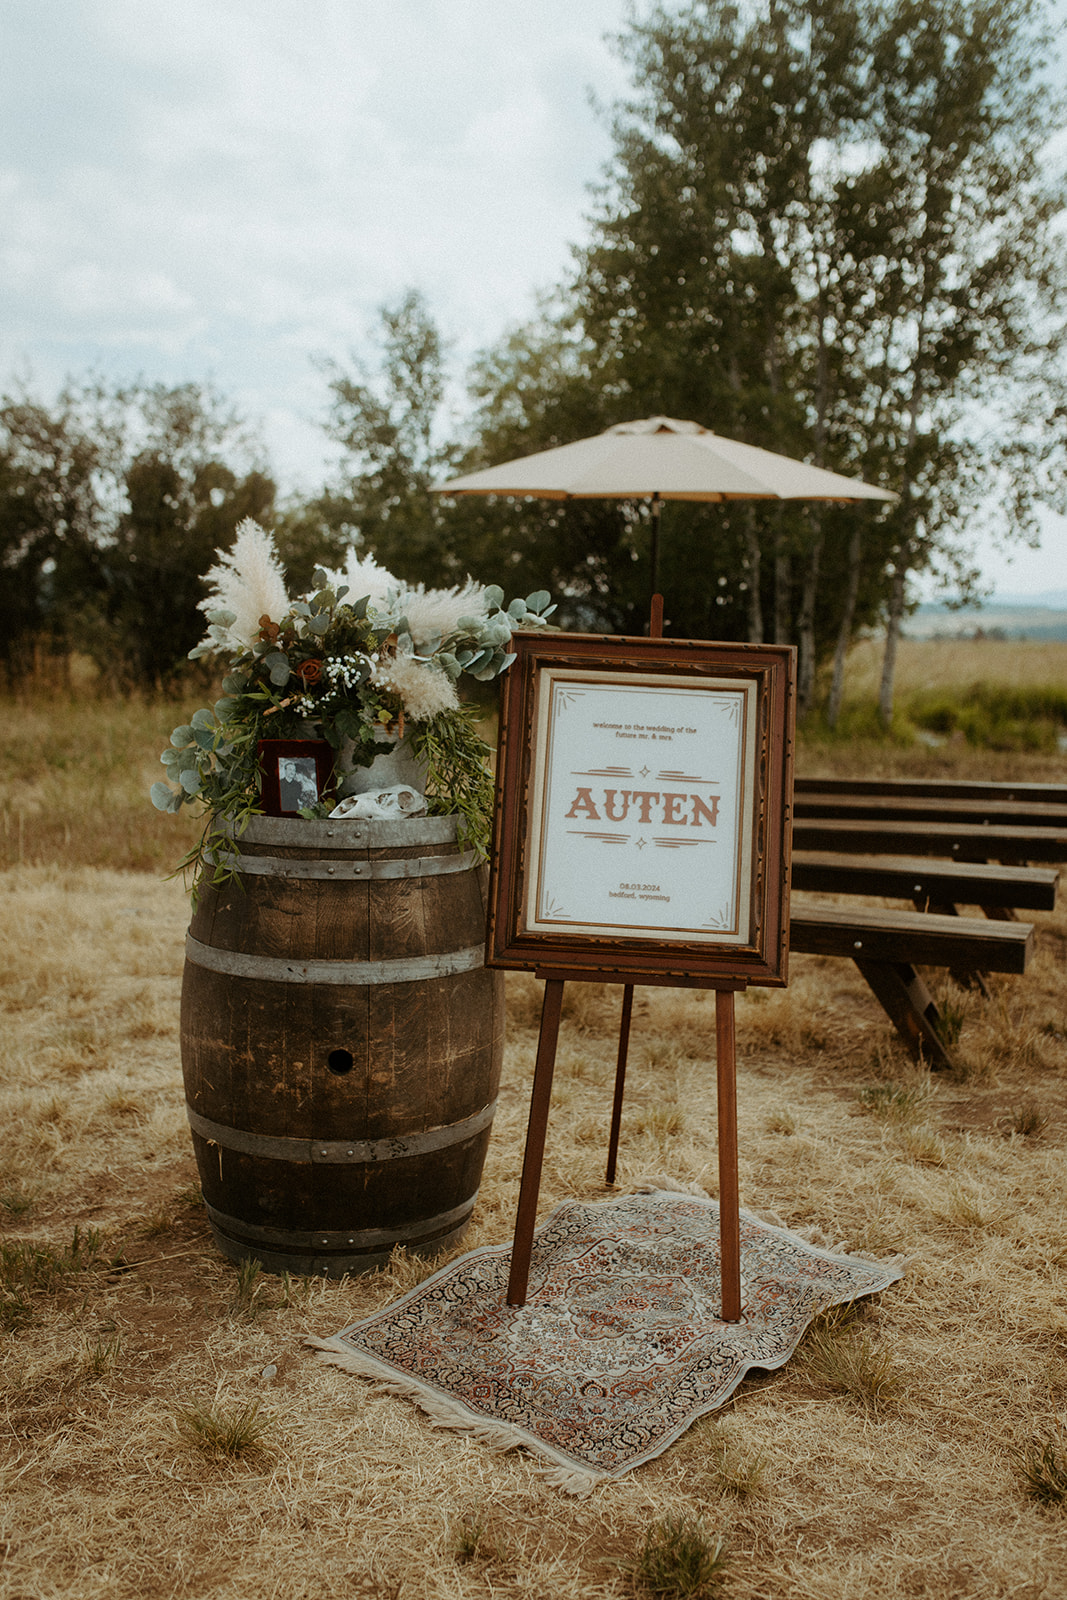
[505,594,745,1320]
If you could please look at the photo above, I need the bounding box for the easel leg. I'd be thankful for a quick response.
[605,984,634,1185]
[716,989,743,1322]
[507,978,565,1306]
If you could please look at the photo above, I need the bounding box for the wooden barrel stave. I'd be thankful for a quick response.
[180,816,504,1276]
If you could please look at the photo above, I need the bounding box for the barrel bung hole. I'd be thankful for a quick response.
[327,1048,354,1076]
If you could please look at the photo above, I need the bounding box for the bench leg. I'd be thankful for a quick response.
[853,957,954,1068]
[915,897,991,998]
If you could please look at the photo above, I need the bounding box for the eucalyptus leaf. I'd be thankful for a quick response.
[150,780,176,810]
[307,614,331,635]
[191,708,215,730]
[221,673,249,694]
[160,748,180,766]
[263,651,291,685]
[214,696,239,718]
[483,585,504,610]
[525,590,551,613]
[205,608,237,626]
[507,598,528,619]
[170,725,194,747]
[179,768,203,794]
[193,727,215,751]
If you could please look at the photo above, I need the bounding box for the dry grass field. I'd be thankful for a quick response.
[2,639,1066,1600]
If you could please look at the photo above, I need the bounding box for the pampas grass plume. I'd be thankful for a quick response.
[197,519,291,651]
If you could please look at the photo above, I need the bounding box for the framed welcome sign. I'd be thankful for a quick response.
[487,633,796,986]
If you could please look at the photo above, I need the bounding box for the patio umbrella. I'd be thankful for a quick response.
[434,414,896,602]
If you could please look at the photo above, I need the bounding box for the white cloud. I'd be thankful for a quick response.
[0,0,627,486]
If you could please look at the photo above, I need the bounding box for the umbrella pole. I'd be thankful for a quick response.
[648,494,663,610]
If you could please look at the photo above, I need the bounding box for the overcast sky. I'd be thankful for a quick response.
[2,0,1065,600]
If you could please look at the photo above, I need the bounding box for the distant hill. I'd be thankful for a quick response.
[906,594,1067,641]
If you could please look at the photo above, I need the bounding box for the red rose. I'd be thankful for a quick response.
[296,659,323,684]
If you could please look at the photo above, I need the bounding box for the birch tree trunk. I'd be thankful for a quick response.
[743,506,763,643]
[795,517,823,719]
[826,521,864,728]
[879,559,908,728]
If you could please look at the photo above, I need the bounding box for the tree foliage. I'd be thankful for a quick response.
[458,0,1067,716]
[0,379,274,687]
[318,289,462,588]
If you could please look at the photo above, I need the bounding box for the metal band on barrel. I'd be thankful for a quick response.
[204,1196,477,1250]
[185,1098,498,1164]
[184,932,484,985]
[204,847,479,881]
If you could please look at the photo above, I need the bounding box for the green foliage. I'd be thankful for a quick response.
[463,0,1067,719]
[81,1332,122,1378]
[629,1514,731,1598]
[907,683,1067,751]
[857,1078,933,1123]
[319,289,460,588]
[1,1224,104,1328]
[1014,1431,1067,1507]
[0,378,275,687]
[229,1256,266,1320]
[413,705,496,859]
[802,1304,901,1412]
[152,541,553,888]
[176,1400,272,1461]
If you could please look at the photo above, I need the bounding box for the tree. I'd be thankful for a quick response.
[319,289,463,587]
[0,382,121,680]
[0,378,275,687]
[466,0,1066,718]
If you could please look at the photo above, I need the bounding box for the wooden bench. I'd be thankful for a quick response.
[792,817,1067,865]
[795,792,1067,830]
[795,777,1067,804]
[791,851,1059,918]
[788,902,1034,1068]
[785,777,1062,1066]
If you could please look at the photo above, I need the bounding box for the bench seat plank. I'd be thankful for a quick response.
[789,903,1034,1067]
[793,818,1067,864]
[795,793,1067,828]
[789,903,1033,971]
[791,851,1060,911]
[795,777,1067,804]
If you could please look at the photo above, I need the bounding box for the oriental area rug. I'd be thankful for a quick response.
[309,1189,903,1492]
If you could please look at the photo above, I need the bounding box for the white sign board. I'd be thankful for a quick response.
[525,670,757,944]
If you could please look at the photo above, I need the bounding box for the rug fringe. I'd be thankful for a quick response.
[305,1336,601,1495]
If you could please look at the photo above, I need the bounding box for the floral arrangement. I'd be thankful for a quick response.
[151,519,554,879]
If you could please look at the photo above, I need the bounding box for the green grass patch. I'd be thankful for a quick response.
[906,683,1067,751]
[629,1514,731,1597]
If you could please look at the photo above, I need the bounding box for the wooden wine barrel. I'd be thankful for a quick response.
[180,815,505,1277]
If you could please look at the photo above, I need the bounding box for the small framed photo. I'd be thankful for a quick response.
[487,632,796,986]
[257,739,334,818]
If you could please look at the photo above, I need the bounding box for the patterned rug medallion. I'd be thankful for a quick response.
[310,1189,903,1491]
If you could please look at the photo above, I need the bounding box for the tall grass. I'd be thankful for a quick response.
[4,638,1066,874]
[0,684,204,872]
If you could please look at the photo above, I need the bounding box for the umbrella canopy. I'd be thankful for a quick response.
[434,415,896,602]
[437,415,896,504]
